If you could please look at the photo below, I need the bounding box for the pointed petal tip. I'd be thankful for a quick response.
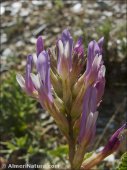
[102,123,127,154]
[58,40,64,55]
[30,73,41,90]
[37,35,42,39]
[62,28,73,41]
[88,40,95,47]
[27,54,33,59]
[100,36,104,41]
[98,37,104,50]
[16,74,25,89]
[37,36,44,44]
[74,37,83,48]
[36,36,44,56]
[62,28,70,34]
[27,54,33,64]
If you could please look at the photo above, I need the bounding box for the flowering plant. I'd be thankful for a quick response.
[17,29,126,170]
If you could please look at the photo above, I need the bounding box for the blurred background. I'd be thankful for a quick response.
[0,0,127,169]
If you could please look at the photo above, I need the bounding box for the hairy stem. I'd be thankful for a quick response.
[81,152,105,170]
[72,143,86,170]
[67,114,75,169]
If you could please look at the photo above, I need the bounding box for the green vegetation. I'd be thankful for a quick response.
[117,152,127,170]
[0,71,37,136]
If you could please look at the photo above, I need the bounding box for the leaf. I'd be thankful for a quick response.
[48,145,68,157]
[84,152,94,160]
[28,145,34,154]
[2,141,18,151]
[117,152,127,170]
[15,135,28,147]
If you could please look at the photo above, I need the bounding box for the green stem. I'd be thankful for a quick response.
[72,140,90,170]
[69,139,75,168]
[72,143,86,170]
[67,114,75,169]
[81,153,105,170]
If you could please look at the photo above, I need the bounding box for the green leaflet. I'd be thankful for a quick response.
[84,152,94,160]
[117,152,127,170]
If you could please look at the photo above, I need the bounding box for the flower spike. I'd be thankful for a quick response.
[57,29,73,80]
[16,30,125,170]
[81,123,127,170]
[102,123,127,156]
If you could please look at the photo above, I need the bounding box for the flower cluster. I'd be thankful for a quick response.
[17,29,126,170]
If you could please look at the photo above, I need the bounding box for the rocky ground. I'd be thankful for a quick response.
[1,0,126,62]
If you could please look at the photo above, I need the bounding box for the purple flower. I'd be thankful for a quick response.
[57,29,73,79]
[36,36,44,57]
[95,65,106,105]
[85,38,104,86]
[98,37,104,54]
[74,37,84,58]
[16,50,52,107]
[102,123,127,155]
[17,36,70,137]
[78,59,105,144]
[16,55,35,95]
[79,86,98,143]
[31,51,53,106]
[80,123,126,170]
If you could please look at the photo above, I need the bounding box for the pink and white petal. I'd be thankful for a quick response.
[16,74,25,89]
[64,41,70,59]
[30,73,41,90]
[32,53,37,65]
[85,112,94,132]
[58,40,64,56]
[92,111,99,128]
